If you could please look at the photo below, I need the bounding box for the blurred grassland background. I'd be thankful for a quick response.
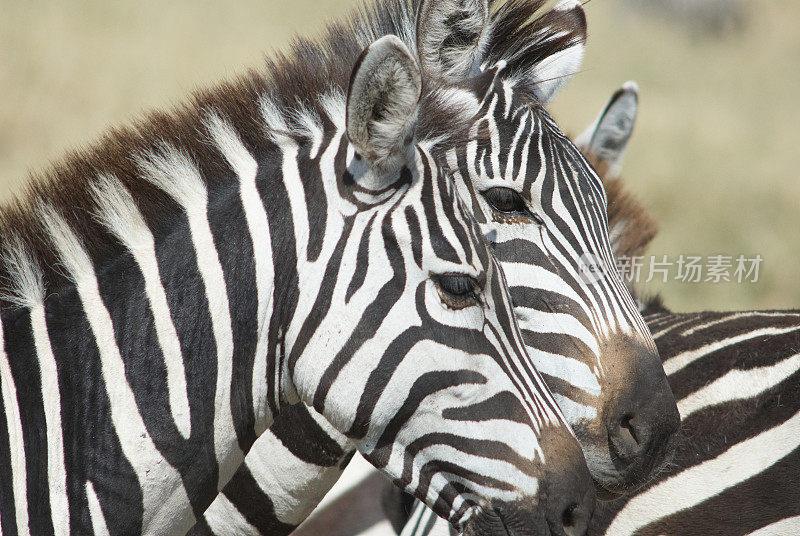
[1,0,798,311]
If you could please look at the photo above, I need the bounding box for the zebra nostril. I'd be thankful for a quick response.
[610,412,647,464]
[562,502,590,536]
[620,414,639,446]
[562,503,578,527]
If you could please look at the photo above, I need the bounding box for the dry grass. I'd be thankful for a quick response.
[1,0,798,311]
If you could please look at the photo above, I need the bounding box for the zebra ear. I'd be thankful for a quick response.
[528,0,587,102]
[489,0,587,103]
[346,36,422,174]
[575,81,639,179]
[416,0,489,82]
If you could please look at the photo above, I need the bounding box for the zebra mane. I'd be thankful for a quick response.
[640,294,670,315]
[603,176,659,261]
[0,0,586,307]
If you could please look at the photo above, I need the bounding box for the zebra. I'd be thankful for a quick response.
[0,13,601,536]
[578,84,800,536]
[588,298,800,536]
[192,1,681,535]
[369,82,800,536]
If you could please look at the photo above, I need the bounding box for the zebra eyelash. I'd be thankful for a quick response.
[481,187,544,225]
[433,273,483,310]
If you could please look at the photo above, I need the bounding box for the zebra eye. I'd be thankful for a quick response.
[434,274,481,310]
[482,187,528,214]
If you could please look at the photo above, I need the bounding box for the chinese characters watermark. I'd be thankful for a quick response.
[577,254,763,285]
[615,254,763,284]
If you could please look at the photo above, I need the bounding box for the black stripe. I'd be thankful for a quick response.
[208,186,259,452]
[299,131,334,264]
[256,153,300,417]
[0,336,19,536]
[371,370,488,457]
[270,404,345,467]
[219,464,296,534]
[421,157,460,264]
[404,207,423,268]
[45,286,143,534]
[3,309,54,536]
[346,212,377,303]
[150,211,221,515]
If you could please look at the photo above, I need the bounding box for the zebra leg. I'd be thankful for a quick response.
[193,404,355,536]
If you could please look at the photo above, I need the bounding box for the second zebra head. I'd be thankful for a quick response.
[422,0,680,495]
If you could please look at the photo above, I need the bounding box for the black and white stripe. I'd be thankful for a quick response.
[0,14,597,536]
[394,307,800,536]
[192,1,683,535]
[588,305,800,536]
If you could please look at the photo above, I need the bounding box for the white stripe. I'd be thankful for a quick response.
[604,410,800,536]
[0,318,30,535]
[139,149,243,489]
[678,353,800,419]
[663,326,800,375]
[85,480,111,536]
[650,316,695,339]
[526,346,600,397]
[185,180,242,487]
[206,115,275,432]
[552,392,598,423]
[515,306,600,359]
[41,206,192,532]
[31,304,70,535]
[203,493,260,536]
[91,175,191,438]
[280,141,308,261]
[243,430,347,525]
[356,520,397,536]
[748,516,800,535]
[682,310,800,336]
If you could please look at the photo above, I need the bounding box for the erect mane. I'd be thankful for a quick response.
[0,0,586,306]
[579,148,659,261]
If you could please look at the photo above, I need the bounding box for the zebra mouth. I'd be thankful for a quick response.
[592,477,625,501]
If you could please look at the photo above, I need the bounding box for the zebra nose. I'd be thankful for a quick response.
[540,425,595,536]
[463,426,595,536]
[607,346,680,474]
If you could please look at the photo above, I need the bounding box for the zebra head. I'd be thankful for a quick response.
[288,34,594,534]
[416,0,680,495]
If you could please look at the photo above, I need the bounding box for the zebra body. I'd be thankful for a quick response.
[193,1,682,535]
[0,12,597,536]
